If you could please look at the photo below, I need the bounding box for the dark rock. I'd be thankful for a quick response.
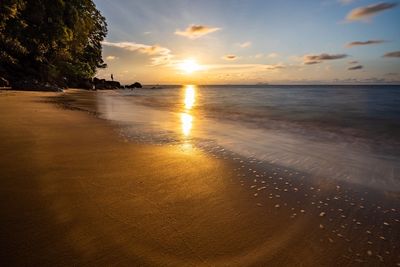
[93,77,105,85]
[106,80,121,89]
[93,77,122,89]
[126,82,142,89]
[11,79,63,92]
[77,78,94,90]
[94,83,106,90]
[0,77,9,87]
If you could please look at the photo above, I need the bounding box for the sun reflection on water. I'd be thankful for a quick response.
[184,85,195,110]
[181,85,196,137]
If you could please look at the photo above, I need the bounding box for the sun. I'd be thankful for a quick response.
[178,59,201,74]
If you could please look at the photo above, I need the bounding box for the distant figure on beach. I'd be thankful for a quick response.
[111,74,114,81]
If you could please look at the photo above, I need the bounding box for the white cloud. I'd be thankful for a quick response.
[102,41,173,66]
[346,2,397,22]
[106,55,118,60]
[208,63,286,71]
[238,41,252,48]
[175,24,221,39]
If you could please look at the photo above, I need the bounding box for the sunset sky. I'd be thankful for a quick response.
[94,0,400,84]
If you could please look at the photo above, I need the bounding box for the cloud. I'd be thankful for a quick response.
[207,63,287,71]
[383,51,400,58]
[267,52,279,58]
[363,77,385,83]
[223,54,238,61]
[346,40,386,47]
[349,60,358,64]
[303,53,348,64]
[106,55,118,60]
[306,53,348,60]
[254,53,264,59]
[348,65,363,70]
[175,24,221,39]
[385,72,399,76]
[238,41,252,48]
[332,77,389,84]
[346,2,397,22]
[265,63,285,70]
[102,41,169,55]
[304,60,322,65]
[102,41,172,66]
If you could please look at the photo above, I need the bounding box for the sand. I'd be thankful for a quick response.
[0,89,398,266]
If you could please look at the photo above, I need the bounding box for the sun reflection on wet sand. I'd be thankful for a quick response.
[180,85,196,137]
[181,113,193,136]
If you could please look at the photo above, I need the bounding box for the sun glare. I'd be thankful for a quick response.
[178,59,201,74]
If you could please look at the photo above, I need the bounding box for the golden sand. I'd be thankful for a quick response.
[0,90,398,266]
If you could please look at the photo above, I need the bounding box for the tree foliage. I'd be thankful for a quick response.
[0,0,107,86]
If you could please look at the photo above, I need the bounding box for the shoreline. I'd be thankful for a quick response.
[0,89,399,266]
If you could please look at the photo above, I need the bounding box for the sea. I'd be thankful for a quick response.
[96,84,400,192]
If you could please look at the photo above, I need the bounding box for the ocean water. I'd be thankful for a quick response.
[96,85,400,192]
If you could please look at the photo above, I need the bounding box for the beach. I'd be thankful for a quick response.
[0,89,399,266]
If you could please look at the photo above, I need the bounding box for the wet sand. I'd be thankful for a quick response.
[0,89,399,266]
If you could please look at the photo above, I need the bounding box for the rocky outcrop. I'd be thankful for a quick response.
[126,82,142,89]
[77,78,94,90]
[7,77,127,91]
[93,77,122,89]
[11,79,63,92]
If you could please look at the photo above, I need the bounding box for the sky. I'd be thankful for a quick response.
[94,0,400,84]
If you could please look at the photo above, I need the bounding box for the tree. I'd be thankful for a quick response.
[0,0,107,88]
